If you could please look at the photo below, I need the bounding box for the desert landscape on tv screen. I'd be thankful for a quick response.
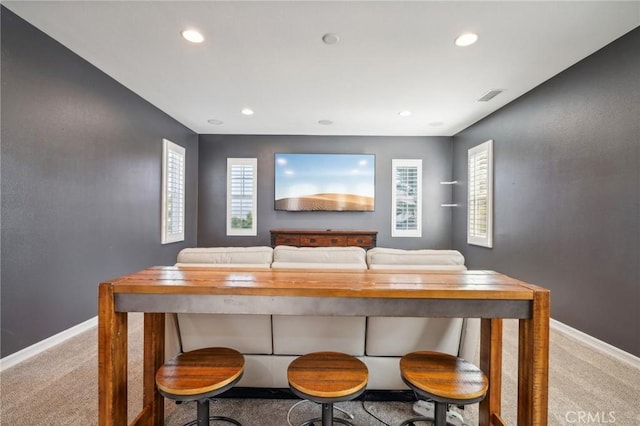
[275,153,375,211]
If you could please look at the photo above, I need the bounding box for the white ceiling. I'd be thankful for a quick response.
[4,1,639,136]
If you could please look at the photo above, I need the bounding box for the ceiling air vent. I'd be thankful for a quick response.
[477,89,503,102]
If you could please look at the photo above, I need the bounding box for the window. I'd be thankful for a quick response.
[161,139,185,244]
[392,159,422,237]
[468,140,493,248]
[227,158,257,236]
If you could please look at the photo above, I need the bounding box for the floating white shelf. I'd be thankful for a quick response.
[441,181,457,206]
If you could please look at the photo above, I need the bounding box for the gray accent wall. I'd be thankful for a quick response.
[452,28,640,356]
[198,135,453,249]
[1,8,198,357]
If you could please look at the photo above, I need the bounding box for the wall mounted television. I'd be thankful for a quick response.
[274,153,375,211]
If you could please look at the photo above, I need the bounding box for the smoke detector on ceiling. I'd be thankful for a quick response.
[322,33,340,45]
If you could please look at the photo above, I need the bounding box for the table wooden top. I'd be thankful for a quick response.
[101,266,546,301]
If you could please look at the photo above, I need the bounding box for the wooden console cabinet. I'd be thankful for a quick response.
[270,229,377,249]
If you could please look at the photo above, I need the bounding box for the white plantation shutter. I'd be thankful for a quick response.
[161,139,185,244]
[227,158,257,236]
[392,159,422,237]
[467,140,493,247]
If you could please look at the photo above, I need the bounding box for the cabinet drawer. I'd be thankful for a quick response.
[300,235,346,247]
[274,235,300,246]
[347,236,374,247]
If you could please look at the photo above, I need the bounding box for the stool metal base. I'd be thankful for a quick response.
[180,398,242,426]
[299,418,354,426]
[184,416,242,426]
[399,400,455,426]
[297,402,355,426]
[398,417,455,426]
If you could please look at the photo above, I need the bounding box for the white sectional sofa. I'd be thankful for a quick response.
[363,248,479,388]
[167,245,479,390]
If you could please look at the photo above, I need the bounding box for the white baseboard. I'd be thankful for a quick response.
[0,316,98,372]
[551,318,640,369]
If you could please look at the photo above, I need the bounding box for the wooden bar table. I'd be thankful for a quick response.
[98,267,549,426]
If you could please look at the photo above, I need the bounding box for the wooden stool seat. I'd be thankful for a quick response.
[288,351,368,400]
[288,352,368,426]
[156,347,244,426]
[399,351,488,426]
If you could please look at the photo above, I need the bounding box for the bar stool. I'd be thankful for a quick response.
[156,347,244,426]
[287,351,368,426]
[399,351,488,426]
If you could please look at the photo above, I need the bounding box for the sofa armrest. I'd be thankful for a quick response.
[164,313,182,361]
[458,318,481,362]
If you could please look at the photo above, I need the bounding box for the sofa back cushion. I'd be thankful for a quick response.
[365,317,463,357]
[178,313,273,355]
[366,247,466,270]
[272,315,366,356]
[272,245,367,270]
[176,246,273,267]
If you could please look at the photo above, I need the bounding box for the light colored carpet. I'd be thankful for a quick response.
[1,314,638,425]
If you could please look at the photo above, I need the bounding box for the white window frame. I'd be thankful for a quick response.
[467,139,493,248]
[391,159,422,237]
[161,139,185,244]
[227,158,257,236]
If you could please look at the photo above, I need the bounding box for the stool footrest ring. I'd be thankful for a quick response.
[398,417,456,426]
[184,415,243,426]
[298,417,355,426]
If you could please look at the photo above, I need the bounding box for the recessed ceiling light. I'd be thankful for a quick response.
[322,33,340,45]
[207,119,223,125]
[241,108,254,116]
[181,29,204,43]
[398,110,412,117]
[318,120,333,125]
[455,33,478,47]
